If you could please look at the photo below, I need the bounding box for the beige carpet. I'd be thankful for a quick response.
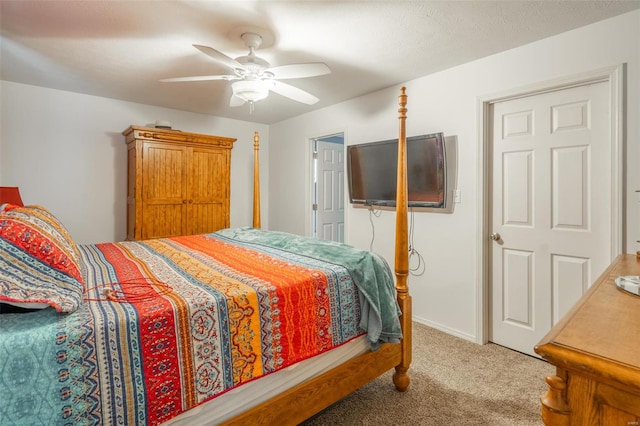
[301,322,554,425]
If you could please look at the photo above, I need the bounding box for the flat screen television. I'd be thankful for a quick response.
[347,133,446,208]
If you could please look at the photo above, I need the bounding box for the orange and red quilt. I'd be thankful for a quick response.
[0,228,400,425]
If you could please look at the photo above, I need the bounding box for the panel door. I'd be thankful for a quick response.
[490,81,611,356]
[186,147,229,236]
[316,140,345,242]
[142,142,186,239]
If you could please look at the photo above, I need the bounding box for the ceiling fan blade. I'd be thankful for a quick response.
[229,94,246,107]
[270,80,319,105]
[193,44,246,71]
[160,75,238,82]
[267,63,331,80]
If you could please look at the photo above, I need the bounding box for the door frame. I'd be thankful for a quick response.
[475,64,625,345]
[305,129,347,239]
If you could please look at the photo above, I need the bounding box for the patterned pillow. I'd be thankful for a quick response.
[0,204,84,313]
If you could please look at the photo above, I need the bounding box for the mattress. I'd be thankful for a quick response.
[1,228,400,425]
[164,335,370,425]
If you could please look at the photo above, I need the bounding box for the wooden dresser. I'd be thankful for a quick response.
[123,126,236,240]
[535,254,640,426]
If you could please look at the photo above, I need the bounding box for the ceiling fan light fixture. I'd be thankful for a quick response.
[231,80,269,103]
[164,31,331,111]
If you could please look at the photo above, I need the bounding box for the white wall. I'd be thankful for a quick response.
[0,82,269,244]
[2,10,638,343]
[269,10,640,341]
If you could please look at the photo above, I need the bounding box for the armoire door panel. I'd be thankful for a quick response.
[186,203,226,236]
[144,144,187,203]
[142,205,184,239]
[189,149,227,202]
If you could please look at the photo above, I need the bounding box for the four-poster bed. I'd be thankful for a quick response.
[0,87,412,426]
[217,87,412,425]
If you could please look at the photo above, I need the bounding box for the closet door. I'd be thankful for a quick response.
[185,147,229,236]
[490,81,611,357]
[142,142,187,239]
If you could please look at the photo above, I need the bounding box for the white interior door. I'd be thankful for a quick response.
[315,139,345,242]
[490,81,611,357]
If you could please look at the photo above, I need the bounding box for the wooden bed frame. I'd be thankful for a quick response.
[222,87,412,425]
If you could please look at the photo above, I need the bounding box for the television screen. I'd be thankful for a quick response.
[347,133,446,208]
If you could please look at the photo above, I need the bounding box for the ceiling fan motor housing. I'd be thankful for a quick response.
[161,29,329,108]
[234,55,270,77]
[235,32,270,77]
[241,32,263,49]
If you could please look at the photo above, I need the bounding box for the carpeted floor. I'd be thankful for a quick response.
[301,322,554,425]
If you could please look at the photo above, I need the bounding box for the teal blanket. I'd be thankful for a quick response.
[215,227,402,347]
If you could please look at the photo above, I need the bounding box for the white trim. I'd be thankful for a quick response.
[304,136,314,237]
[475,100,491,344]
[412,316,476,343]
[305,129,348,240]
[609,65,625,256]
[475,64,625,345]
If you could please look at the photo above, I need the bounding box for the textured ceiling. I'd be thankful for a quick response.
[1,1,639,124]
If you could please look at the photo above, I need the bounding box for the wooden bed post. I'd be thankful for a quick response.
[253,131,261,229]
[221,89,413,425]
[393,87,412,392]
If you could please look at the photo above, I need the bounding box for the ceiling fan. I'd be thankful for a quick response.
[160,32,331,112]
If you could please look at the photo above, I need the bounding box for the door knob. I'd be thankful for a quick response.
[490,232,501,241]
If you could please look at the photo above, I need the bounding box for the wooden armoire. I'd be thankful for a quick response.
[123,126,236,240]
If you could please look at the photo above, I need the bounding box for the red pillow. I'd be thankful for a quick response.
[0,204,84,313]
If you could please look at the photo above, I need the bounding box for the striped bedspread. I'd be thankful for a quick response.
[0,228,400,425]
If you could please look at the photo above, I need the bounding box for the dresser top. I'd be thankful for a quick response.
[536,254,640,387]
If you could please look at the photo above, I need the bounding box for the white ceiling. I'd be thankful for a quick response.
[1,1,639,125]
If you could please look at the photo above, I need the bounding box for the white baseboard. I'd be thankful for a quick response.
[412,315,478,344]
